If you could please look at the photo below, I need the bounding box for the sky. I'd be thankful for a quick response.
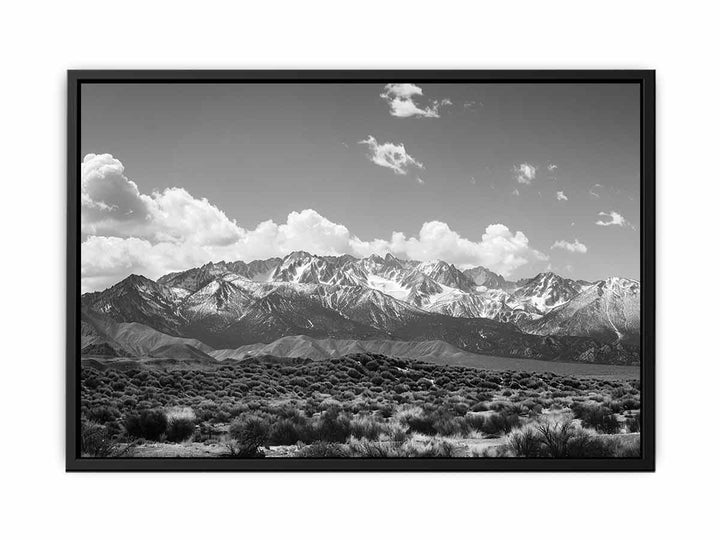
[80,82,640,293]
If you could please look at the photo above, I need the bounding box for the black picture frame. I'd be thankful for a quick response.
[67,69,655,472]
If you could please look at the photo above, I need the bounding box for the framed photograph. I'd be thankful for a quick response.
[67,70,654,471]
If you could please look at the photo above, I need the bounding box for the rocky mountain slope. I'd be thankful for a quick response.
[80,252,641,364]
[81,306,638,366]
[521,277,641,345]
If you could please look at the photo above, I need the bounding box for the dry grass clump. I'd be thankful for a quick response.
[165,407,196,442]
[80,420,134,457]
[625,413,641,433]
[295,441,348,458]
[296,435,462,458]
[123,409,168,441]
[571,403,621,434]
[503,417,640,458]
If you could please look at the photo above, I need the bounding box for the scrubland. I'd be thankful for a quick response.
[80,353,641,458]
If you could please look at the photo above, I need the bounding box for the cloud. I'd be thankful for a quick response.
[556,191,568,201]
[416,177,425,185]
[512,188,520,196]
[351,222,548,276]
[358,136,423,175]
[514,163,536,184]
[81,208,359,292]
[380,83,452,118]
[596,211,627,227]
[81,154,549,291]
[548,163,558,172]
[81,153,241,245]
[551,239,588,254]
[589,183,603,198]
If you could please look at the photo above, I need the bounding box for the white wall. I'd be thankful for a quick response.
[1,1,717,538]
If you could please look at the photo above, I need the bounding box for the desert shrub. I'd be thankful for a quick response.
[471,402,489,412]
[438,414,468,436]
[463,413,486,432]
[573,404,621,434]
[506,426,543,457]
[609,400,623,413]
[229,416,270,448]
[534,420,576,457]
[310,408,352,442]
[193,421,219,443]
[319,398,343,411]
[267,417,306,445]
[165,418,196,442]
[621,397,641,410]
[503,419,629,458]
[451,402,470,416]
[295,441,348,457]
[346,438,398,458]
[349,416,387,441]
[482,412,521,435]
[123,409,168,441]
[401,438,460,457]
[87,406,120,424]
[383,426,410,443]
[377,404,394,418]
[564,431,616,457]
[403,410,438,435]
[625,414,641,433]
[598,434,641,457]
[505,404,527,416]
[81,420,131,457]
[223,436,265,458]
[401,408,467,437]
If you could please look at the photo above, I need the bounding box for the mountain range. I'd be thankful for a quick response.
[80,251,641,365]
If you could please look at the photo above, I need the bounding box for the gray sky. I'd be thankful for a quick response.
[80,82,640,292]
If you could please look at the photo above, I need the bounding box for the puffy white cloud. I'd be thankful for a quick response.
[350,222,548,276]
[596,211,627,227]
[514,163,536,184]
[81,236,199,293]
[81,209,357,292]
[556,191,568,201]
[358,136,423,175]
[81,154,549,291]
[380,83,452,118]
[81,153,240,246]
[551,239,588,253]
[273,210,354,255]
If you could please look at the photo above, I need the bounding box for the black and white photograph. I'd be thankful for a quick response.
[71,73,652,468]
